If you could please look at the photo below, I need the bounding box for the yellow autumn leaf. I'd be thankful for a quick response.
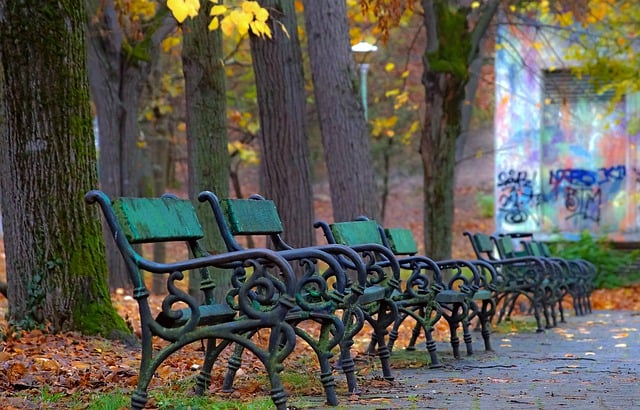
[229,9,244,25]
[250,20,272,38]
[221,17,234,37]
[385,89,400,97]
[167,0,200,23]
[208,16,220,31]
[210,5,227,16]
[558,11,574,27]
[471,1,480,9]
[255,7,269,22]
[385,62,395,72]
[161,36,181,53]
[233,11,252,35]
[242,1,261,14]
[532,41,543,51]
[588,2,609,23]
[401,70,409,78]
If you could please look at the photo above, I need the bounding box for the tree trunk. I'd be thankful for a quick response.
[420,70,463,261]
[419,0,470,260]
[86,1,174,291]
[419,0,498,260]
[86,0,139,291]
[182,1,231,301]
[251,0,315,248]
[0,0,128,335]
[303,0,379,222]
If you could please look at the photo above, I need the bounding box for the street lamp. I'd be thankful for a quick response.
[352,41,378,120]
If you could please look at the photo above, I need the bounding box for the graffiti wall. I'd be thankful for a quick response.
[494,17,640,241]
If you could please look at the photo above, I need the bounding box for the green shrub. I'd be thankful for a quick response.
[474,192,494,218]
[547,230,640,289]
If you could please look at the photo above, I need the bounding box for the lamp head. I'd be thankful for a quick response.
[351,41,378,64]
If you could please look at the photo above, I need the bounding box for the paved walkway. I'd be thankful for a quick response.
[293,310,639,409]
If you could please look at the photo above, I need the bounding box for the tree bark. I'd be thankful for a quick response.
[182,1,231,301]
[303,0,379,222]
[85,2,174,291]
[251,0,315,249]
[420,0,498,260]
[0,0,128,335]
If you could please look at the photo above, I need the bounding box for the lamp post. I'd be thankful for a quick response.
[352,41,378,120]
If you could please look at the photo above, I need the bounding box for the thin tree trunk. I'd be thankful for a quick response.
[420,71,462,260]
[182,1,231,301]
[303,0,379,222]
[86,0,129,290]
[419,0,499,260]
[0,0,128,335]
[86,2,174,291]
[251,0,315,249]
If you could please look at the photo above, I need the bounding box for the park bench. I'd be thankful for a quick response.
[463,231,556,332]
[381,226,496,353]
[511,235,595,316]
[315,219,487,365]
[85,190,298,410]
[198,191,395,399]
[492,234,565,327]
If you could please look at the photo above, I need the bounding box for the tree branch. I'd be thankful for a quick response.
[468,0,500,64]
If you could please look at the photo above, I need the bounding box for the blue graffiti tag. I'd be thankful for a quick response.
[497,169,541,225]
[564,186,602,223]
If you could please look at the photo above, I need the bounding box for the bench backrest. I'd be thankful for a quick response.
[220,198,284,235]
[494,236,517,259]
[329,220,383,246]
[465,232,499,261]
[112,197,204,244]
[384,228,418,255]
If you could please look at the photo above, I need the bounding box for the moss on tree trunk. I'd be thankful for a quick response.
[0,0,128,336]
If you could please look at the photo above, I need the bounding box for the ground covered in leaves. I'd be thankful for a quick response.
[1,178,640,408]
[1,277,639,409]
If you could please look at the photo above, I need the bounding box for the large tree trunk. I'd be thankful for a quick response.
[303,0,379,222]
[251,0,315,248]
[182,1,231,302]
[0,0,128,335]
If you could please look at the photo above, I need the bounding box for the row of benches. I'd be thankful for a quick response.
[85,189,595,410]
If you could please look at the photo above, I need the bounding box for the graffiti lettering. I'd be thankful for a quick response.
[549,165,626,187]
[497,169,531,187]
[496,169,541,225]
[564,186,602,223]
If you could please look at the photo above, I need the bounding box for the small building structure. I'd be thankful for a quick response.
[494,13,640,242]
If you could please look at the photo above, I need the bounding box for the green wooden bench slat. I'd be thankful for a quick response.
[221,199,284,235]
[155,304,237,328]
[384,228,418,255]
[112,197,204,243]
[330,220,383,246]
[472,289,492,301]
[475,233,494,253]
[435,290,467,304]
